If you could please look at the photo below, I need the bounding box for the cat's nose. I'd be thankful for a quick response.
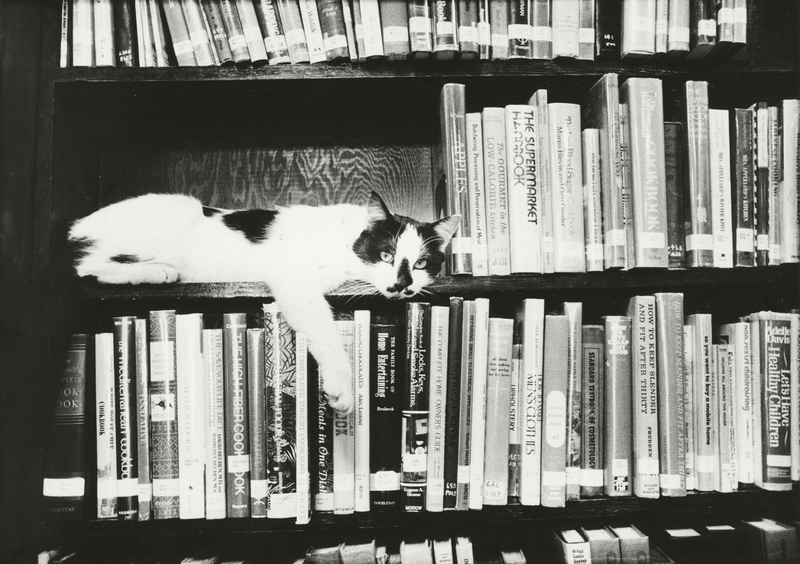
[403,288,414,296]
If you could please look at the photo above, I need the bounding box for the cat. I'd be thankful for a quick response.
[69,192,461,412]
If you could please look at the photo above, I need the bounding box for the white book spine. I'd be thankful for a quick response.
[582,128,604,272]
[692,314,716,491]
[359,0,384,57]
[768,107,782,265]
[468,298,490,509]
[482,108,512,276]
[455,538,475,564]
[73,0,95,67]
[530,91,555,273]
[134,0,149,67]
[720,322,755,485]
[182,0,215,65]
[727,346,738,490]
[483,318,514,504]
[630,296,659,498]
[93,0,115,66]
[715,345,735,492]
[433,539,455,564]
[297,0,327,62]
[467,113,490,275]
[519,298,545,506]
[426,306,450,512]
[60,0,70,67]
[95,333,118,518]
[683,324,696,491]
[333,320,356,514]
[791,313,800,481]
[551,0,579,58]
[295,332,311,524]
[236,0,270,62]
[203,329,227,520]
[710,109,734,268]
[782,100,800,263]
[354,310,371,512]
[621,0,656,57]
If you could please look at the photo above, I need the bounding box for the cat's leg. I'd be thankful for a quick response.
[76,258,179,284]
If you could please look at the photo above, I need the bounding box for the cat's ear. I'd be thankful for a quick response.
[431,215,462,245]
[366,191,392,223]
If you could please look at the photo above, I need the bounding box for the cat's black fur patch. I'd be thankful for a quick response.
[110,254,139,264]
[222,210,277,244]
[203,206,221,217]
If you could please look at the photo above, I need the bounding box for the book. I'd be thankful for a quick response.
[767,108,782,263]
[432,0,458,59]
[603,316,633,497]
[580,527,621,564]
[135,0,155,66]
[654,0,667,53]
[686,0,716,59]
[508,0,532,59]
[711,0,737,60]
[112,316,139,520]
[112,0,137,66]
[333,319,355,514]
[247,328,268,518]
[223,312,250,518]
[426,306,449,511]
[585,73,626,270]
[781,99,800,264]
[312,356,334,513]
[505,104,543,274]
[661,122,686,270]
[714,343,737,492]
[252,0,292,64]
[401,302,431,511]
[162,0,197,65]
[554,530,592,564]
[94,0,115,65]
[655,292,686,497]
[438,83,472,275]
[792,312,800,483]
[341,0,358,60]
[549,102,586,273]
[457,0,479,58]
[148,310,180,519]
[481,107,512,276]
[455,300,476,509]
[541,315,569,508]
[370,323,403,511]
[688,313,715,491]
[682,81,714,267]
[577,0,594,60]
[202,0,236,65]
[401,540,434,564]
[466,113,489,276]
[72,0,94,67]
[563,302,583,502]
[297,0,327,62]
[530,0,551,59]
[454,538,474,564]
[529,90,555,272]
[594,0,621,58]
[551,0,579,58]
[709,108,734,268]
[316,0,349,60]
[683,323,696,490]
[148,0,169,66]
[134,319,151,521]
[620,77,669,268]
[95,332,117,519]
[482,317,513,505]
[353,310,371,512]
[489,0,508,59]
[273,0,310,63]
[667,0,690,55]
[508,343,522,501]
[609,526,650,564]
[743,519,800,564]
[517,298,545,506]
[621,0,655,57]
[359,0,384,58]
[218,0,250,64]
[407,0,433,57]
[733,0,747,45]
[476,0,489,59]
[580,325,604,498]
[202,328,227,520]
[182,0,216,64]
[295,331,311,525]
[176,313,206,519]
[235,0,270,64]
[42,334,88,520]
[754,102,771,266]
[443,297,463,510]
[60,0,71,68]
[351,0,367,61]
[582,128,603,272]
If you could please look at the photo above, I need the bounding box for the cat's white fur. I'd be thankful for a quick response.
[70,193,458,412]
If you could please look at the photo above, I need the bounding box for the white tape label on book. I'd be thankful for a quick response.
[634,16,656,34]
[457,465,470,484]
[370,471,400,491]
[409,16,433,35]
[43,477,85,497]
[767,454,792,468]
[492,34,508,50]
[659,473,682,489]
[580,469,603,487]
[606,229,627,247]
[669,27,690,44]
[686,234,714,252]
[586,243,604,263]
[656,19,668,36]
[117,477,139,497]
[333,472,355,490]
[450,236,473,254]
[717,8,734,24]
[612,458,629,477]
[384,26,410,43]
[639,232,666,249]
[565,466,580,484]
[227,454,250,474]
[459,26,478,43]
[638,458,659,474]
[734,7,747,24]
[478,22,491,44]
[251,479,268,499]
[285,29,307,48]
[541,470,566,487]
[509,24,533,42]
[531,26,551,42]
[698,19,716,37]
[737,228,755,252]
[152,478,180,496]
[150,342,175,382]
[436,21,455,36]
[579,28,595,44]
[545,391,567,447]
[324,35,349,52]
[98,478,118,500]
[403,453,427,472]
[756,234,770,250]
[138,485,152,503]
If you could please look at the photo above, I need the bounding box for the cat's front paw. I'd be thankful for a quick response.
[322,364,354,413]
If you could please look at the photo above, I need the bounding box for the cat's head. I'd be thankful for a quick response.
[352,192,461,300]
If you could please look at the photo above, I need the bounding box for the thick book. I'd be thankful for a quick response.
[113,0,137,66]
[529,90,555,272]
[247,328,268,518]
[311,356,334,513]
[541,315,569,508]
[667,0,690,55]
[407,0,433,57]
[505,104,543,274]
[443,297,463,510]
[577,0,594,60]
[610,526,650,564]
[202,328,226,520]
[202,0,236,65]
[95,333,118,519]
[351,0,367,61]
[562,302,583,502]
[688,313,715,491]
[370,323,403,511]
[516,298,545,506]
[148,310,180,519]
[466,113,489,276]
[401,302,431,512]
[508,344,522,501]
[455,300,476,510]
[426,306,449,512]
[353,310,371,512]
[181,0,216,64]
[340,0,358,61]
[223,312,250,518]
[43,334,88,520]
[482,317,513,505]
[555,530,592,564]
[113,316,139,520]
[594,0,620,59]
[582,128,603,272]
[316,0,349,61]
[93,0,116,66]
[235,0,270,64]
[682,81,714,267]
[481,107,512,276]
[664,121,686,269]
[709,109,734,268]
[621,0,655,57]
[176,313,206,519]
[489,0,508,59]
[584,73,626,270]
[333,319,355,515]
[580,527,622,564]
[507,0,532,60]
[781,99,800,264]
[432,0,458,59]
[359,0,385,58]
[274,0,311,63]
[457,0,479,58]
[603,316,632,497]
[551,0,579,58]
[162,0,198,65]
[743,520,800,564]
[620,77,669,268]
[655,293,686,497]
[766,115,783,264]
[134,320,151,521]
[297,0,327,62]
[530,0,551,59]
[580,325,604,498]
[686,0,716,60]
[252,0,292,64]
[549,102,586,273]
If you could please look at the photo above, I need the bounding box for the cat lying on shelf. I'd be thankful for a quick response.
[68,191,461,412]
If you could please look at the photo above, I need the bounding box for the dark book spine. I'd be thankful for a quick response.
[274,0,312,63]
[219,0,253,63]
[442,297,463,509]
[311,356,334,512]
[508,0,532,59]
[247,328,268,517]
[201,0,236,64]
[407,0,433,58]
[687,0,716,59]
[113,316,139,520]
[580,325,605,498]
[457,0,479,58]
[665,121,686,269]
[733,108,756,267]
[43,334,89,520]
[113,0,138,66]
[223,312,250,518]
[316,0,350,61]
[401,302,431,512]
[252,0,292,64]
[755,103,770,266]
[477,0,490,59]
[370,323,403,511]
[432,0,459,59]
[594,0,620,58]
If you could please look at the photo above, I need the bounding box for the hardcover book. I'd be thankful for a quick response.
[603,316,632,497]
[247,328,268,517]
[508,0,532,59]
[562,302,583,502]
[112,0,137,66]
[358,0,384,58]
[582,128,603,272]
[427,306,449,511]
[295,332,311,524]
[457,0,479,58]
[516,298,544,506]
[354,310,371,512]
[297,0,327,62]
[408,0,433,57]
[443,297,463,510]
[455,300,476,509]
[621,0,655,57]
[333,319,356,514]
[202,328,227,520]
[274,0,311,63]
[683,323,696,490]
[753,102,771,266]
[224,312,250,518]
[664,122,686,269]
[134,320,151,521]
[686,0,716,60]
[432,0,458,58]
[577,0,594,60]
[781,100,800,264]
[181,0,216,64]
[113,316,139,519]
[379,0,410,59]
[594,0,621,59]
[93,0,116,66]
[688,313,715,491]
[466,113,489,275]
[482,317,513,505]
[667,0,690,55]
[481,107,512,275]
[508,344,522,501]
[529,90,555,272]
[489,0,508,59]
[655,0,668,53]
[541,315,569,508]
[530,0,551,59]
[580,325,604,498]
[95,333,118,519]
[235,0,270,64]
[202,0,236,65]
[316,0,349,61]
[311,356,334,512]
[162,0,198,66]
[709,109,734,268]
[551,0,579,58]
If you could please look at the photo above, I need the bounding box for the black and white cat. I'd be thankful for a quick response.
[69,192,460,412]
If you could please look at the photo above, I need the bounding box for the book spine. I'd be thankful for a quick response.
[530,90,555,272]
[530,0,551,59]
[508,344,522,501]
[505,104,543,274]
[603,316,632,497]
[466,113,489,276]
[687,0,716,59]
[43,334,88,520]
[443,297,463,509]
[219,0,255,62]
[457,0,478,58]
[477,0,489,59]
[295,332,311,525]
[340,0,358,61]
[768,106,782,265]
[468,298,490,509]
[733,0,746,43]
[792,313,800,482]
[621,0,655,57]
[689,313,715,491]
[754,103,770,266]
[682,81,714,267]
[234,0,270,63]
[370,323,403,511]
[432,0,458,58]
[541,315,569,508]
[134,321,152,521]
[577,0,594,59]
[518,298,544,506]
[148,310,180,519]
[440,83,473,275]
[202,329,227,520]
[717,344,738,492]
[407,0,432,57]
[359,0,384,57]
[619,97,635,269]
[201,0,236,64]
[684,323,696,490]
[594,0,620,58]
[223,312,250,518]
[455,300,476,509]
[252,0,291,64]
[182,0,217,64]
[176,313,206,520]
[563,302,583,501]
[482,318,514,505]
[723,323,754,486]
[333,319,355,514]
[508,0,532,60]
[551,0,579,58]
[93,0,116,66]
[351,0,367,61]
[273,0,311,62]
[312,356,335,512]
[60,0,71,68]
[426,306,449,512]
[489,0,507,59]
[297,0,327,62]
[402,302,431,512]
[316,0,350,61]
[113,316,139,520]
[580,326,604,498]
[664,122,686,268]
[710,109,734,268]
[95,333,118,518]
[113,0,137,66]
[549,102,586,272]
[247,328,268,518]
[482,108,512,276]
[654,0,668,53]
[73,0,94,67]
[134,0,151,66]
[149,0,170,66]
[667,0,690,54]
[162,0,198,65]
[781,100,799,264]
[354,310,371,512]
[582,128,603,272]
[655,293,686,497]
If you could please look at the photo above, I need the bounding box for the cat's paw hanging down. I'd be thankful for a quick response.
[69,191,461,411]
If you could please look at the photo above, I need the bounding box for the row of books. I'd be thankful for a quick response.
[61,0,749,68]
[438,79,800,276]
[42,295,800,522]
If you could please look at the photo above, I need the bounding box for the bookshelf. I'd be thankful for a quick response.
[0,1,798,563]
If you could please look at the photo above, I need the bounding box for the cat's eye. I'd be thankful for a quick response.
[414,259,427,270]
[380,251,394,263]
